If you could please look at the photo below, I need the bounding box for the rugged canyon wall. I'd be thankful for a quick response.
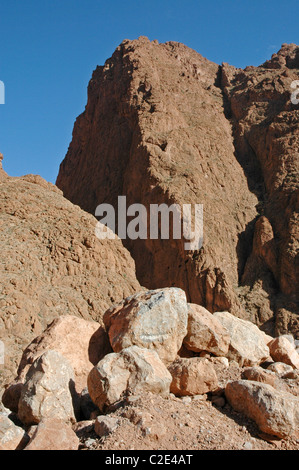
[56,37,299,337]
[0,170,141,388]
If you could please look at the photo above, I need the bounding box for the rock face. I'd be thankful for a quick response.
[222,44,299,335]
[168,358,218,396]
[183,304,230,356]
[103,288,188,363]
[225,380,299,438]
[56,37,299,337]
[213,311,270,366]
[18,350,77,426]
[0,173,141,391]
[87,346,172,411]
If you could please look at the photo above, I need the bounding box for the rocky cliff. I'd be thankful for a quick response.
[56,37,299,337]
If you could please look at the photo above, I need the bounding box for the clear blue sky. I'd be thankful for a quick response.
[0,0,298,183]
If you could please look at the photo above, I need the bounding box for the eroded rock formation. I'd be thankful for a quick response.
[56,38,299,337]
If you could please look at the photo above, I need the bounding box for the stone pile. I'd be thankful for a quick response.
[1,287,299,449]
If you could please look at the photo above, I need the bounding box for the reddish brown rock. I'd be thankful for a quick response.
[168,357,218,396]
[0,173,141,392]
[16,315,111,393]
[268,336,299,369]
[0,153,7,181]
[183,304,230,356]
[56,39,299,337]
[103,288,188,363]
[56,37,257,322]
[0,414,28,450]
[25,418,79,450]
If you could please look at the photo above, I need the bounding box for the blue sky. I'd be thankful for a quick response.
[0,0,298,183]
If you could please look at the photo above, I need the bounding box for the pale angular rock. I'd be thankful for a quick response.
[225,380,299,438]
[0,413,28,450]
[168,357,218,396]
[2,381,23,414]
[16,315,111,393]
[25,418,79,450]
[88,346,172,411]
[103,288,188,363]
[183,304,230,356]
[79,388,98,420]
[268,336,299,369]
[241,367,277,387]
[72,420,94,438]
[213,311,270,366]
[267,362,294,375]
[18,350,77,426]
[94,416,120,437]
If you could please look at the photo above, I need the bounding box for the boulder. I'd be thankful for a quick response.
[88,346,172,411]
[225,380,299,438]
[25,418,79,450]
[0,413,28,450]
[183,304,230,356]
[241,367,277,387]
[213,311,270,366]
[103,288,188,363]
[18,350,77,426]
[267,362,294,376]
[16,315,111,393]
[268,336,299,369]
[168,357,218,396]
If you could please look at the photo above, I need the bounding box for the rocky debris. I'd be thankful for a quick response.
[56,38,299,337]
[16,315,111,393]
[213,311,270,366]
[225,380,299,438]
[268,336,299,369]
[241,366,277,387]
[0,413,29,450]
[168,358,218,396]
[18,350,77,426]
[267,362,294,376]
[94,415,120,437]
[183,304,230,356]
[103,288,188,363]
[88,346,172,411]
[25,418,80,450]
[0,173,141,391]
[72,420,94,438]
